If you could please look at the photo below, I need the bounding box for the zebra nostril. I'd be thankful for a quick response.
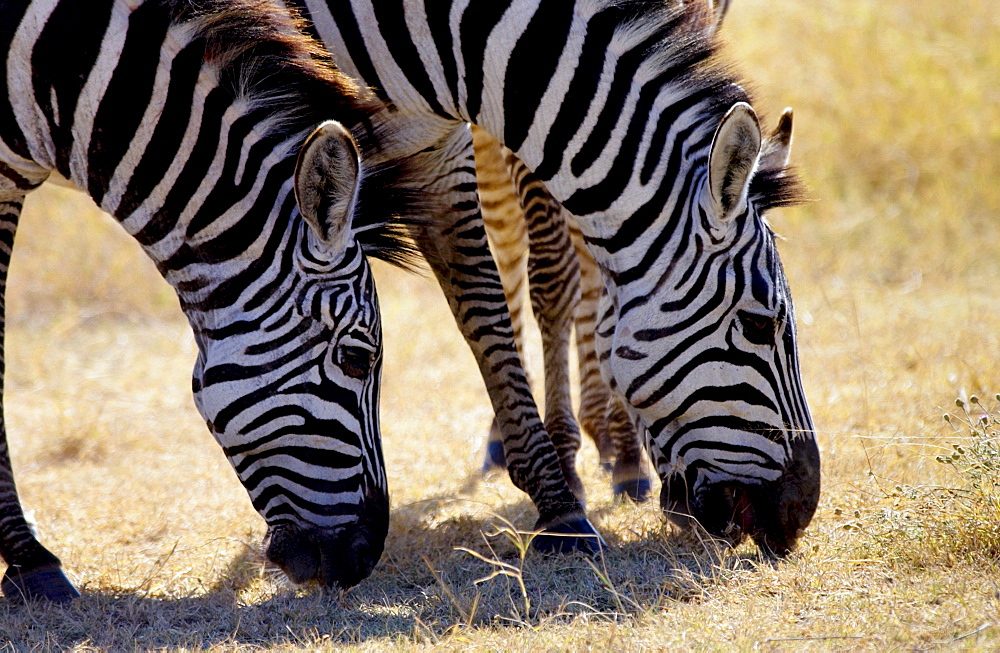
[313,527,383,589]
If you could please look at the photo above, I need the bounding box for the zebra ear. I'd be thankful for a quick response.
[759,107,794,171]
[707,102,761,222]
[294,120,362,254]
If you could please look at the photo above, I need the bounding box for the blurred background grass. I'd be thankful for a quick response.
[1,0,999,648]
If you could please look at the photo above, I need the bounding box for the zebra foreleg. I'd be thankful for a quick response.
[605,395,652,502]
[410,129,603,553]
[570,224,651,500]
[511,154,586,502]
[569,222,616,471]
[0,197,80,603]
[471,127,530,473]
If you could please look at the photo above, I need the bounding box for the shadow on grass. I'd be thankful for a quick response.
[0,477,770,649]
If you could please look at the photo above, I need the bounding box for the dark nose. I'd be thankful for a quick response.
[664,480,809,557]
[264,490,389,589]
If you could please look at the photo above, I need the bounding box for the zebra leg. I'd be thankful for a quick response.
[412,128,602,553]
[505,153,587,501]
[0,197,80,603]
[472,126,530,473]
[570,225,651,498]
[606,395,652,503]
[568,222,616,471]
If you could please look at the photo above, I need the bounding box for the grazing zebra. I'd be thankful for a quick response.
[477,0,736,503]
[0,0,434,602]
[286,0,820,555]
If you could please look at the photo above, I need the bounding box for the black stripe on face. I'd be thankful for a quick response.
[176,193,296,317]
[646,383,779,438]
[252,478,366,520]
[667,418,786,463]
[629,337,776,414]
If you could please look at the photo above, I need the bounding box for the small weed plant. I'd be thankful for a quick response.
[853,395,1000,566]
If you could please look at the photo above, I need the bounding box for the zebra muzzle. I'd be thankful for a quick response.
[264,521,386,590]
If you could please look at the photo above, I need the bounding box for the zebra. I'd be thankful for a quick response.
[284,0,820,555]
[476,0,737,502]
[0,0,438,602]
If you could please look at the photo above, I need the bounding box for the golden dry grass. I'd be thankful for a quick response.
[2,0,1000,649]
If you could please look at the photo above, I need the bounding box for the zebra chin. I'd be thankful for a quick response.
[263,489,390,590]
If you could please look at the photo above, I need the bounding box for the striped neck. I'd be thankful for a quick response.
[402,1,746,249]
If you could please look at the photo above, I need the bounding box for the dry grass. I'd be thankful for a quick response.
[2,0,1000,649]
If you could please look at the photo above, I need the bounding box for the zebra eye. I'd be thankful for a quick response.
[339,345,375,379]
[737,310,776,346]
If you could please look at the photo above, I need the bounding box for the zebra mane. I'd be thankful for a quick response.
[165,0,428,270]
[597,0,806,211]
[749,165,806,214]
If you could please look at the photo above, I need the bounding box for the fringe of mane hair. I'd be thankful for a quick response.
[600,0,806,211]
[164,0,429,270]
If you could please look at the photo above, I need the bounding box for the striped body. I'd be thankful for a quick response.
[0,0,426,600]
[289,0,820,553]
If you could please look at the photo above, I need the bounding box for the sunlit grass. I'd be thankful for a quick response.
[1,0,999,648]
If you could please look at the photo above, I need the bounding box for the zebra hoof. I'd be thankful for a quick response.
[531,518,606,556]
[2,566,80,604]
[481,440,507,473]
[613,478,652,503]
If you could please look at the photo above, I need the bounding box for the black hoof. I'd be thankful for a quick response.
[531,518,606,556]
[613,478,652,503]
[481,440,507,473]
[2,566,80,604]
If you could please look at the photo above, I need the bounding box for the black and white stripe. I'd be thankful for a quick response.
[0,0,425,601]
[475,0,737,502]
[285,0,603,553]
[289,0,820,554]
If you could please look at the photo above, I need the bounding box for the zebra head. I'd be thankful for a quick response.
[597,105,819,556]
[191,122,396,589]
